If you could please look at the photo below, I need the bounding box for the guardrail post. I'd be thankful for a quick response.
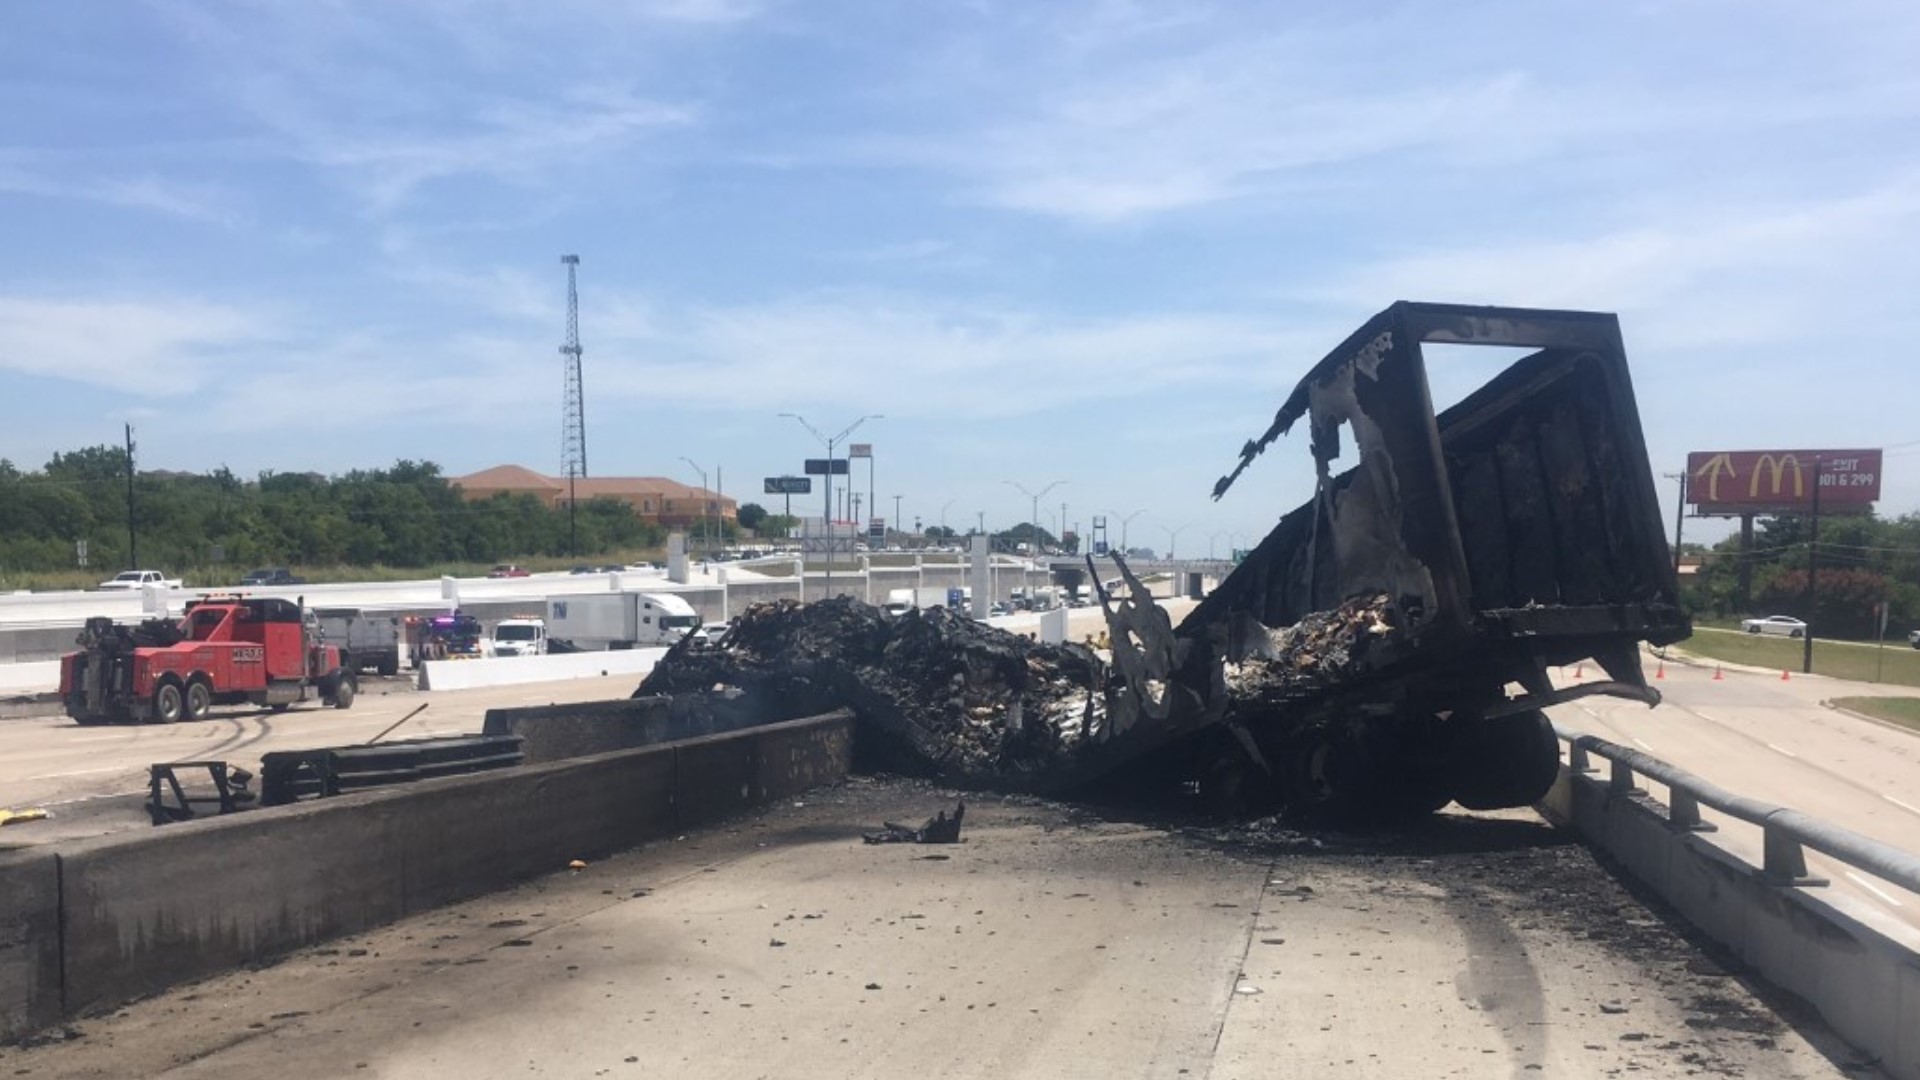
[1608,758,1637,795]
[1667,788,1717,832]
[1567,741,1594,774]
[1761,815,1827,886]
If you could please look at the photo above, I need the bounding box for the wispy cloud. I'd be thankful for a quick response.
[249,83,698,210]
[0,160,237,224]
[0,295,273,393]
[1305,174,1920,350]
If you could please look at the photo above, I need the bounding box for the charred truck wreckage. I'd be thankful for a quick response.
[641,302,1689,819]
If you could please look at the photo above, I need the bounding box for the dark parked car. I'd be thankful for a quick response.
[239,567,305,587]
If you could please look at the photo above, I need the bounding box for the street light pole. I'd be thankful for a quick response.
[1004,479,1065,552]
[893,494,903,545]
[779,412,882,600]
[679,456,711,572]
[1109,509,1146,554]
[1159,519,1195,560]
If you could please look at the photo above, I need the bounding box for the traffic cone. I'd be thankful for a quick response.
[1574,664,1584,682]
[1780,669,1791,682]
[1655,659,1666,680]
[1713,665,1723,681]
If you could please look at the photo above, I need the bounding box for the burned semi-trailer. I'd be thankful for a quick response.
[1118,301,1690,817]
[639,302,1688,820]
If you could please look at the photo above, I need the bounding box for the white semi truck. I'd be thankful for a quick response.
[546,592,702,650]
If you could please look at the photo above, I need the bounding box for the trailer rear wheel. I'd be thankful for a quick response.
[1280,726,1377,822]
[330,674,357,709]
[1450,710,1560,810]
[153,682,185,724]
[377,651,399,677]
[184,680,212,722]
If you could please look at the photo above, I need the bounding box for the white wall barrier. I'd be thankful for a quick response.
[417,647,670,692]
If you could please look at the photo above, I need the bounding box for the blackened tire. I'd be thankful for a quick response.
[1790,629,1804,639]
[331,673,356,710]
[153,681,185,724]
[184,680,212,722]
[1450,710,1561,811]
[1280,726,1378,823]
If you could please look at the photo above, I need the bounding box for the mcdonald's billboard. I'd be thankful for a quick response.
[1685,449,1882,515]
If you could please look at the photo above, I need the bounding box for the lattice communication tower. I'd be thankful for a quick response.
[560,254,587,481]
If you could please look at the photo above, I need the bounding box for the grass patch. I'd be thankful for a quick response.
[1830,696,1920,734]
[1675,628,1920,688]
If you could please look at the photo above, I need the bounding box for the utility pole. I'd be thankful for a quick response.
[124,423,137,570]
[559,254,587,557]
[1803,456,1822,675]
[1665,472,1687,578]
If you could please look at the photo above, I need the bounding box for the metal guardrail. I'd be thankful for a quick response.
[1554,724,1920,893]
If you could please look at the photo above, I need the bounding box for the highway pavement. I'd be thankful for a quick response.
[0,673,646,847]
[0,780,1876,1079]
[1549,654,1920,932]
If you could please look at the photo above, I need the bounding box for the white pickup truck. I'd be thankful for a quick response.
[97,569,182,591]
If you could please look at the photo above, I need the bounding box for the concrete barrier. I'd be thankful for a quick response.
[59,792,410,1015]
[418,647,668,692]
[1542,764,1920,1080]
[30,711,851,1035]
[0,851,62,1041]
[0,661,60,695]
[482,693,777,764]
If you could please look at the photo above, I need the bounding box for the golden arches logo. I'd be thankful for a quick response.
[1749,454,1805,498]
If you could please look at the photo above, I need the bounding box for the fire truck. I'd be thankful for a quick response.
[405,612,489,668]
[59,595,357,725]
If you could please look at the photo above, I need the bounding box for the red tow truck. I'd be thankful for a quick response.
[59,595,357,725]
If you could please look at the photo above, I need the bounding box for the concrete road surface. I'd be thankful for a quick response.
[0,780,1877,1080]
[1551,654,1920,932]
[0,674,646,846]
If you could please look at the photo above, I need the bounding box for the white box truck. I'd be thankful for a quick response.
[491,616,549,658]
[546,592,701,650]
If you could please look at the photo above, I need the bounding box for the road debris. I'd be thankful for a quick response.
[863,802,965,844]
[639,598,1110,784]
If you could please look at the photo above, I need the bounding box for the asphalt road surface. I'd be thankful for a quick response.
[1550,653,1920,932]
[0,780,1878,1080]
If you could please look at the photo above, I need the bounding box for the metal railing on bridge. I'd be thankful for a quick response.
[1554,725,1920,894]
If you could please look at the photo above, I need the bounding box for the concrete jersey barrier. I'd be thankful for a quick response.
[417,646,668,691]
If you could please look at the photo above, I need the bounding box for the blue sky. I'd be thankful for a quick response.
[2,0,1917,551]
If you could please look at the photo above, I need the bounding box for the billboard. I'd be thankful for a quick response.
[1685,449,1882,515]
[764,476,811,495]
[803,458,850,476]
[868,517,886,541]
[848,443,872,459]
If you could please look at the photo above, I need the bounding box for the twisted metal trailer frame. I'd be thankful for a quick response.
[1111,302,1692,817]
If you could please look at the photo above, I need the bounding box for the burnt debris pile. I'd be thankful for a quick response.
[1222,593,1397,706]
[638,597,1109,783]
